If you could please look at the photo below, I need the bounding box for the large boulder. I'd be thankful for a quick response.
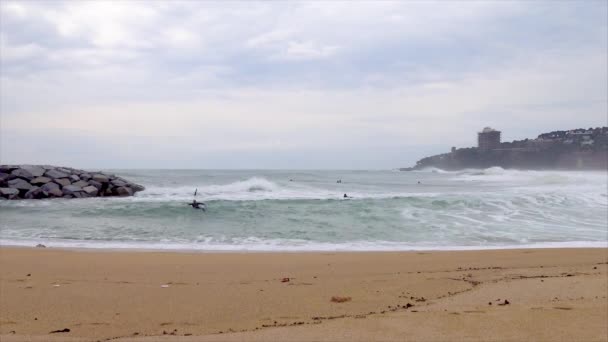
[46,188,64,197]
[69,175,80,182]
[62,185,83,196]
[111,179,127,187]
[57,167,72,174]
[82,185,98,196]
[0,172,9,187]
[80,173,92,181]
[130,183,145,192]
[72,180,89,188]
[114,186,133,197]
[41,182,60,192]
[92,174,110,183]
[0,166,14,174]
[63,184,82,192]
[0,172,10,182]
[88,179,103,190]
[72,191,86,198]
[8,178,33,191]
[45,169,69,179]
[11,168,34,180]
[20,165,45,177]
[54,178,71,187]
[0,187,19,199]
[31,176,52,185]
[24,186,43,199]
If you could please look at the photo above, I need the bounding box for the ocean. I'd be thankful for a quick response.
[1,168,606,251]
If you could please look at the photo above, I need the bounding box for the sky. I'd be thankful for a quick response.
[1,1,607,169]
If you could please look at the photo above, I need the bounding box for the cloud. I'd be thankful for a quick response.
[0,1,606,168]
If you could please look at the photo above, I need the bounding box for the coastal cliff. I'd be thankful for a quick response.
[0,165,144,200]
[404,127,608,171]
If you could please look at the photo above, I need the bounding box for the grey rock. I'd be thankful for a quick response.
[11,168,34,180]
[111,179,127,187]
[63,185,83,193]
[0,165,19,173]
[46,188,64,197]
[54,178,71,187]
[8,178,33,190]
[114,186,133,197]
[92,174,110,183]
[73,180,89,188]
[82,186,98,196]
[130,183,145,192]
[88,180,103,190]
[57,167,73,174]
[1,165,143,199]
[41,182,60,192]
[20,165,45,177]
[24,187,42,199]
[45,169,69,179]
[73,191,86,198]
[31,176,52,185]
[0,187,19,197]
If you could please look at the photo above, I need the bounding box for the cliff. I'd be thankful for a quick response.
[404,127,608,171]
[0,165,145,200]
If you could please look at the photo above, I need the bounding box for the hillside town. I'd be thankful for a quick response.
[404,127,608,171]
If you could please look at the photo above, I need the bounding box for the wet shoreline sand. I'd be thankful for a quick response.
[1,247,607,341]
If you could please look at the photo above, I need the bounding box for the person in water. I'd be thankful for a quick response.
[188,199,206,211]
[343,193,349,198]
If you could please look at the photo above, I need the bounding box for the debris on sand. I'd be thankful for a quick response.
[50,328,70,333]
[331,296,352,303]
[281,277,290,283]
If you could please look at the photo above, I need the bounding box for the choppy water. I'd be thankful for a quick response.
[1,168,606,251]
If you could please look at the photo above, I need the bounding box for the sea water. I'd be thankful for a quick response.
[1,168,606,251]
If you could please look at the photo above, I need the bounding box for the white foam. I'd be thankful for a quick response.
[113,176,442,202]
[1,238,606,252]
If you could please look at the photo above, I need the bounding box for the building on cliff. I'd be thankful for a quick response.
[404,126,608,171]
[477,127,501,150]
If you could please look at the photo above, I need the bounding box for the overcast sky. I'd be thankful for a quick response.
[1,1,606,169]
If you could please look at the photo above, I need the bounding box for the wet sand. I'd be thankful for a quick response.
[1,247,606,341]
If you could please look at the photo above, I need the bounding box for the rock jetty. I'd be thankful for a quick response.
[0,165,145,200]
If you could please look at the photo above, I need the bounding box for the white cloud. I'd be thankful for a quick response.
[283,41,339,60]
[0,1,606,168]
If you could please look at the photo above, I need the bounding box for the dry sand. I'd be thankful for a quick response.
[0,247,606,341]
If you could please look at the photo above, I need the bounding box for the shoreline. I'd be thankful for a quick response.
[1,247,607,341]
[2,239,607,253]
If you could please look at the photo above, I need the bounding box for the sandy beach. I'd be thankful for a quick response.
[0,247,606,341]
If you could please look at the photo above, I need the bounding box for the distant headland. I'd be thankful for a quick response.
[402,127,608,171]
[0,165,145,200]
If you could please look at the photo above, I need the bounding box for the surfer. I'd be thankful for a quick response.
[188,199,206,211]
[343,193,349,198]
[188,188,206,211]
